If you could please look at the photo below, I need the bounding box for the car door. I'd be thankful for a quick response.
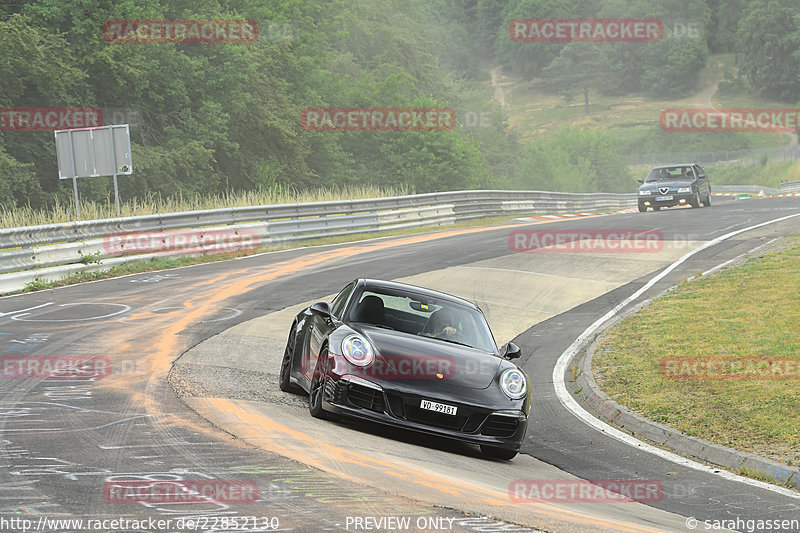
[302,282,355,383]
[305,311,327,379]
[694,165,710,195]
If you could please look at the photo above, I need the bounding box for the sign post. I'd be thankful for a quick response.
[66,130,81,219]
[110,127,121,217]
[54,124,133,219]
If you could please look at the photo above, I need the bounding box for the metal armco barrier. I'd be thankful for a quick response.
[713,185,780,194]
[780,180,800,193]
[0,189,646,293]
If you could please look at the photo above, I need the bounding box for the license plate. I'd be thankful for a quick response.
[420,399,457,416]
[655,195,673,201]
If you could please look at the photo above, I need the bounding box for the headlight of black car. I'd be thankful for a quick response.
[341,334,375,367]
[500,368,527,399]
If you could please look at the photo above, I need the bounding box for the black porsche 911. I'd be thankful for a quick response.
[279,279,531,460]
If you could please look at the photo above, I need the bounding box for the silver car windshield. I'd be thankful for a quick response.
[645,167,694,182]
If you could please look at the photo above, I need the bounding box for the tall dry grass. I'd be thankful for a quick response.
[0,184,411,229]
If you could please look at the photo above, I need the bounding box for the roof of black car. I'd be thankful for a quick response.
[357,279,479,310]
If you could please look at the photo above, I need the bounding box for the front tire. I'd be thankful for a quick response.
[481,445,518,460]
[308,348,330,419]
[638,204,647,212]
[690,191,701,208]
[279,324,301,393]
[702,190,712,207]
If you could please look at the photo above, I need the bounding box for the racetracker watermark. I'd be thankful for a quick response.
[103,19,259,43]
[103,228,259,256]
[100,107,142,129]
[509,479,663,503]
[665,21,704,39]
[330,354,456,380]
[509,229,664,253]
[300,107,456,132]
[457,110,494,129]
[660,357,800,380]
[103,480,258,504]
[509,18,663,42]
[1,356,111,379]
[1,107,102,131]
[661,108,800,132]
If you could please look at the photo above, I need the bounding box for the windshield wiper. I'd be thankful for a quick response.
[430,336,474,348]
[368,323,395,330]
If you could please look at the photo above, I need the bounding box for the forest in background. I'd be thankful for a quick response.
[0,0,794,212]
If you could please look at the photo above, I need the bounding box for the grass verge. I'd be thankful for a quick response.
[593,233,800,469]
[706,161,799,189]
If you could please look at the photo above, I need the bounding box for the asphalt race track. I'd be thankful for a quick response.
[1,196,799,533]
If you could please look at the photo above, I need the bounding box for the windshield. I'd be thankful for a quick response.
[645,167,694,182]
[347,288,497,353]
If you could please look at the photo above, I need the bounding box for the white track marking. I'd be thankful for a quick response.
[10,302,131,322]
[553,212,800,499]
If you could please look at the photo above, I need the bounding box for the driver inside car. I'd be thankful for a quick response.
[426,308,460,339]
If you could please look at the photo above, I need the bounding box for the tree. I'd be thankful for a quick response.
[596,0,710,98]
[542,44,611,115]
[707,0,745,52]
[640,38,708,98]
[737,0,800,102]
[513,128,630,193]
[0,13,89,205]
[0,147,40,209]
[494,0,589,79]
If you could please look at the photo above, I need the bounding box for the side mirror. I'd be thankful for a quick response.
[637,178,644,184]
[501,342,522,360]
[310,302,332,318]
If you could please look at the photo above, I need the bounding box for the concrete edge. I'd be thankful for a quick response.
[0,253,194,295]
[571,296,800,491]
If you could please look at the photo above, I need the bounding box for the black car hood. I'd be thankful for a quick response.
[640,180,693,191]
[353,325,502,389]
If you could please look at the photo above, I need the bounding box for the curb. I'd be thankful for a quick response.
[572,297,800,491]
[514,207,637,222]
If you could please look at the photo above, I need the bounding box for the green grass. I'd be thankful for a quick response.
[737,467,796,489]
[593,234,800,468]
[503,53,796,157]
[713,61,796,111]
[709,161,799,189]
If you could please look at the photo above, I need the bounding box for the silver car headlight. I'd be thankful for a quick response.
[639,190,651,196]
[341,334,374,367]
[500,369,527,399]
[677,187,692,193]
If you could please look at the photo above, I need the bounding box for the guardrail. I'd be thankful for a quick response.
[712,185,780,194]
[0,189,638,294]
[780,180,800,193]
[10,186,773,294]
